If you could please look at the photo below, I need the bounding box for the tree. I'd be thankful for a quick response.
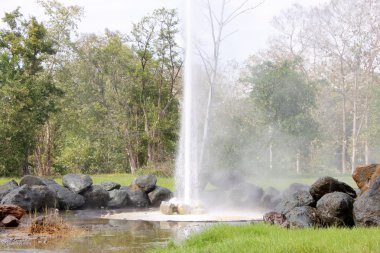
[247,58,318,173]
[0,9,61,175]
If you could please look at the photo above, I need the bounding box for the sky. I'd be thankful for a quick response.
[0,0,328,61]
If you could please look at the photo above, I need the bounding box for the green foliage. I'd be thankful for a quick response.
[0,9,60,176]
[154,223,380,253]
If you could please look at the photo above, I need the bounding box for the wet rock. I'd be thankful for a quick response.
[0,180,18,201]
[148,186,173,207]
[1,185,42,211]
[353,175,380,226]
[262,187,282,209]
[263,211,286,225]
[126,185,150,208]
[285,206,322,228]
[107,189,129,208]
[353,164,380,193]
[1,215,20,227]
[62,173,93,194]
[47,183,85,210]
[177,204,191,215]
[20,175,47,187]
[228,183,264,207]
[310,176,356,201]
[160,201,176,215]
[99,182,121,191]
[132,175,157,193]
[32,185,59,209]
[274,190,315,215]
[0,204,25,220]
[82,185,110,209]
[282,183,310,198]
[316,192,354,227]
[40,178,58,186]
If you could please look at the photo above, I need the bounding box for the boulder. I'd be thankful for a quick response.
[352,164,380,193]
[62,173,93,194]
[1,185,41,211]
[20,175,47,186]
[353,175,380,226]
[282,183,310,198]
[40,178,58,186]
[0,204,25,220]
[274,190,315,215]
[316,192,354,227]
[107,189,129,209]
[148,186,173,207]
[82,185,110,209]
[99,182,121,191]
[47,183,85,210]
[160,201,176,215]
[310,176,356,201]
[132,175,157,193]
[263,211,286,225]
[31,185,59,210]
[0,180,18,201]
[285,206,322,228]
[124,185,150,208]
[228,183,264,208]
[1,215,20,227]
[261,187,282,209]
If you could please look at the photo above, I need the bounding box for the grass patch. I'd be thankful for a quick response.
[154,223,380,253]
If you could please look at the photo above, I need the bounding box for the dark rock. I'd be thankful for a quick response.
[126,185,150,208]
[99,182,121,191]
[263,211,286,225]
[1,215,20,227]
[1,185,36,211]
[353,175,380,226]
[0,180,18,201]
[207,170,244,188]
[107,189,129,208]
[132,175,157,193]
[31,185,59,210]
[148,186,173,207]
[20,175,47,186]
[285,206,321,228]
[262,187,282,209]
[0,204,25,220]
[40,178,58,185]
[228,183,264,208]
[282,183,310,198]
[316,192,354,227]
[353,164,380,193]
[62,173,93,194]
[82,185,110,209]
[275,190,315,215]
[47,184,85,210]
[310,176,356,201]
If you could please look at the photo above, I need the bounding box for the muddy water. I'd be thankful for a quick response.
[0,209,214,253]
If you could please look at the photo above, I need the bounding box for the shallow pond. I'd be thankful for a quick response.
[0,209,223,253]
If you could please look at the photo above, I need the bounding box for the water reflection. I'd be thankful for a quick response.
[0,210,214,253]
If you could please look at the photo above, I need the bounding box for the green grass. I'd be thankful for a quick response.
[154,223,380,253]
[0,173,174,190]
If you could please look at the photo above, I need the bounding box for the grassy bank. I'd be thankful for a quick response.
[154,223,380,253]
[0,174,356,191]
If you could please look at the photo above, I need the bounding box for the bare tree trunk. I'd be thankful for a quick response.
[296,150,300,174]
[23,147,30,176]
[351,78,357,173]
[342,94,347,173]
[364,103,369,164]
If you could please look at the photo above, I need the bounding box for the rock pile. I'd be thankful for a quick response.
[263,164,380,227]
[0,174,172,212]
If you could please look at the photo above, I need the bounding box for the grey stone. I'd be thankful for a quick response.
[275,190,315,215]
[285,206,322,228]
[310,176,356,201]
[148,186,173,207]
[317,192,354,227]
[47,183,85,210]
[82,185,109,209]
[107,189,129,208]
[62,173,93,194]
[99,182,121,191]
[0,180,18,201]
[132,175,157,193]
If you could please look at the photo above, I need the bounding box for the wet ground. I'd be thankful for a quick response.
[0,209,253,253]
